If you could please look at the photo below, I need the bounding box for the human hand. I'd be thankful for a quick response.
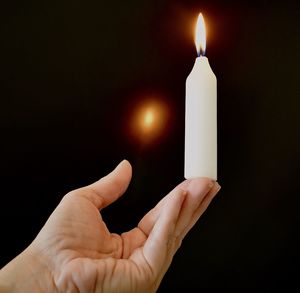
[0,160,220,292]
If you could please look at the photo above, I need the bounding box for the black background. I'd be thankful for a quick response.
[1,0,299,291]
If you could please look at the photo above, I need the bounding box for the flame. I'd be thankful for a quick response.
[195,13,206,56]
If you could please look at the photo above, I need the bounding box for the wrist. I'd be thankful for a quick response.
[0,245,56,293]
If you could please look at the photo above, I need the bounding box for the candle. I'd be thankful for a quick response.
[184,13,217,180]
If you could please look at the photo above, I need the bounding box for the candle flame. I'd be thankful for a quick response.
[195,13,206,56]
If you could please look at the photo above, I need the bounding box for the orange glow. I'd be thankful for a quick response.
[127,97,169,145]
[195,13,206,56]
[144,109,154,129]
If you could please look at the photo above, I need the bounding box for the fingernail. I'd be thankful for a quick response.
[115,159,130,170]
[212,182,221,196]
[185,178,215,197]
[208,180,215,189]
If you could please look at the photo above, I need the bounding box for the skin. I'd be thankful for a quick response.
[0,160,221,293]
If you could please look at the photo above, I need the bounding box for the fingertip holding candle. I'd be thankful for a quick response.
[184,13,217,180]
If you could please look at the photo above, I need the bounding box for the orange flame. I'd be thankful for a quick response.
[195,13,206,56]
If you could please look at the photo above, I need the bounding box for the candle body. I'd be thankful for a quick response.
[185,56,217,180]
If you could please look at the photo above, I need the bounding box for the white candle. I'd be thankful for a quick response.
[184,13,217,180]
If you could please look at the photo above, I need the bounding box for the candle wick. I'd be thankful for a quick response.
[198,48,205,57]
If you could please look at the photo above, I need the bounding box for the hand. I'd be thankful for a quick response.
[0,160,220,292]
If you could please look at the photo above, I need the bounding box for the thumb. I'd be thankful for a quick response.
[77,160,132,210]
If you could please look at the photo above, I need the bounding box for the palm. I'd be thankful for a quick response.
[35,188,154,292]
[31,161,218,292]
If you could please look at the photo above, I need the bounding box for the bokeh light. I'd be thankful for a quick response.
[125,95,170,146]
[143,109,154,129]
